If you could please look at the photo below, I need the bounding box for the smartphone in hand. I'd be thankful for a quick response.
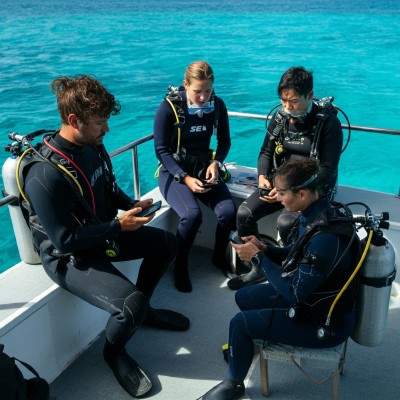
[200,179,219,189]
[229,231,245,244]
[201,183,217,189]
[136,200,162,217]
[259,187,271,197]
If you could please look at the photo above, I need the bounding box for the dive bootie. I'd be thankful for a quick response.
[212,224,234,277]
[227,264,266,290]
[26,377,50,400]
[174,262,192,292]
[202,379,245,400]
[174,234,193,292]
[103,342,152,398]
[143,307,190,331]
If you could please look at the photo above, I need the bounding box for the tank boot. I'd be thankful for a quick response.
[143,306,190,331]
[201,379,245,400]
[103,341,152,398]
[212,224,234,277]
[227,264,266,290]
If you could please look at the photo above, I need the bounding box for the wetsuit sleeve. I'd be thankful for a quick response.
[153,99,184,177]
[25,162,121,254]
[315,114,343,189]
[260,232,348,304]
[265,244,290,260]
[257,116,277,176]
[214,97,231,163]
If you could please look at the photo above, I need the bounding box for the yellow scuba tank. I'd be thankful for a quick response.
[351,230,396,347]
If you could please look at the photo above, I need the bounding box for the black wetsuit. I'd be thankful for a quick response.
[153,91,236,271]
[227,198,359,382]
[237,103,343,239]
[24,133,177,347]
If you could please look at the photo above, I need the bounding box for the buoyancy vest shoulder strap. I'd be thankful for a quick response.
[20,138,102,225]
[165,85,220,130]
[310,101,338,159]
[281,204,358,277]
[270,100,338,161]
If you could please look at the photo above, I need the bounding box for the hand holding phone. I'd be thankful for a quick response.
[200,179,220,189]
[136,200,162,217]
[229,231,245,244]
[201,183,216,189]
[259,187,271,197]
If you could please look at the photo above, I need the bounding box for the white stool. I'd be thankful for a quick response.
[257,340,348,400]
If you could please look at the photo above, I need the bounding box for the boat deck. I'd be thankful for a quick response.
[2,164,400,399]
[49,246,400,400]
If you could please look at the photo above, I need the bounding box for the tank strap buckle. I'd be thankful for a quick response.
[361,266,397,288]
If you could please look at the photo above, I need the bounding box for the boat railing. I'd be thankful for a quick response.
[229,111,400,135]
[108,133,154,200]
[1,111,400,205]
[108,111,400,199]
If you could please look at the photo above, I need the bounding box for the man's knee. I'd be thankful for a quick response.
[236,203,252,226]
[277,211,299,245]
[106,290,148,346]
[124,291,148,328]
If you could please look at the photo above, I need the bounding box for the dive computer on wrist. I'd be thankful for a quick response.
[251,251,263,267]
[174,172,188,183]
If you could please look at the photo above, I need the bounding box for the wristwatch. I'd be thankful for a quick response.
[210,160,223,169]
[174,172,188,183]
[251,251,263,267]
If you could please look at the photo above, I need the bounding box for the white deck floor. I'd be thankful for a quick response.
[49,246,400,400]
[2,165,399,399]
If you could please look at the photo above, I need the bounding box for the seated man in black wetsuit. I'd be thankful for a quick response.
[23,75,189,398]
[230,66,343,290]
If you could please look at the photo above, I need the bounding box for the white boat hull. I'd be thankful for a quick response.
[0,165,399,399]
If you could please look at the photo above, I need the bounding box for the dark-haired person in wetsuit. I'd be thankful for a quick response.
[231,66,343,289]
[23,75,189,398]
[154,60,237,292]
[201,158,360,400]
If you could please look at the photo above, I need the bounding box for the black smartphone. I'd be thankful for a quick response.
[258,187,271,197]
[200,179,219,189]
[229,231,245,244]
[136,200,162,217]
[201,183,216,189]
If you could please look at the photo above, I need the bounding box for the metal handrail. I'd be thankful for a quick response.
[1,111,399,205]
[108,133,154,199]
[228,111,400,135]
[106,111,399,199]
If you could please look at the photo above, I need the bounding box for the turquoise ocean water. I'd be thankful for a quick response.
[1,0,399,273]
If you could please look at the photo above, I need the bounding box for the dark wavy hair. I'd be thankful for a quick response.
[50,75,121,124]
[274,158,320,193]
[277,66,313,98]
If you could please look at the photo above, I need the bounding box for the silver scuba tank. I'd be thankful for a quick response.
[351,233,396,346]
[2,154,40,265]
